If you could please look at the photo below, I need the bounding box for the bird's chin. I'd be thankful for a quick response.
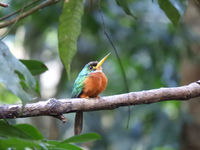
[94,69,102,73]
[96,66,103,71]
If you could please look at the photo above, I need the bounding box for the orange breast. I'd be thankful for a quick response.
[80,71,107,98]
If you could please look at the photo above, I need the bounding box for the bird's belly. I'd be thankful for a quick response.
[82,72,107,98]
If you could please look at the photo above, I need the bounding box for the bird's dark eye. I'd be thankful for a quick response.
[89,66,93,70]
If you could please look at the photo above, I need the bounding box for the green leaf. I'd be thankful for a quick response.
[35,79,41,95]
[20,59,48,75]
[0,121,30,139]
[58,0,83,77]
[62,133,101,143]
[153,147,175,150]
[116,0,137,19]
[57,143,82,150]
[48,143,82,150]
[0,41,37,102]
[0,121,44,140]
[45,140,82,150]
[0,138,41,150]
[158,0,180,26]
[14,124,44,140]
[45,140,60,146]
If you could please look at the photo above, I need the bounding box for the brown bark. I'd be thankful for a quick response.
[181,0,200,149]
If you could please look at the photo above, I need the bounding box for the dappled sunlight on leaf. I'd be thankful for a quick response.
[0,41,37,102]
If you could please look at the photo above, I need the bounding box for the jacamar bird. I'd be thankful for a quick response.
[71,53,110,135]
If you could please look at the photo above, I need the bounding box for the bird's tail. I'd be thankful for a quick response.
[74,111,83,135]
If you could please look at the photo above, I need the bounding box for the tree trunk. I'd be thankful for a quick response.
[181,0,200,149]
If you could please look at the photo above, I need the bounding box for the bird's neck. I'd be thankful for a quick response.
[79,70,103,77]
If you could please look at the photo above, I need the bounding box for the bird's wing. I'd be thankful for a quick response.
[71,75,87,98]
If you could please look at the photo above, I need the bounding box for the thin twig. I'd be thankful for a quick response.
[53,115,67,123]
[1,1,27,40]
[0,0,42,21]
[98,1,131,128]
[0,2,9,8]
[0,0,60,29]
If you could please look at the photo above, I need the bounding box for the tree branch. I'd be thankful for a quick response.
[0,0,60,29]
[0,80,200,121]
[0,2,9,8]
[0,0,42,21]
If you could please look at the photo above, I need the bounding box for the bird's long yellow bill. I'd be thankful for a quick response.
[95,53,111,69]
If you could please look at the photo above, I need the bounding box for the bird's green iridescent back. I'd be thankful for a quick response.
[71,74,87,98]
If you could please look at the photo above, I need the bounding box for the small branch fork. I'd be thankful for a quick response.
[0,80,200,122]
[0,0,42,22]
[0,0,60,28]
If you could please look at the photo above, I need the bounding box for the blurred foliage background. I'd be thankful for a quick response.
[1,0,200,149]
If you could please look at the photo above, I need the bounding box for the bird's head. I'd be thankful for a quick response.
[80,53,110,75]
